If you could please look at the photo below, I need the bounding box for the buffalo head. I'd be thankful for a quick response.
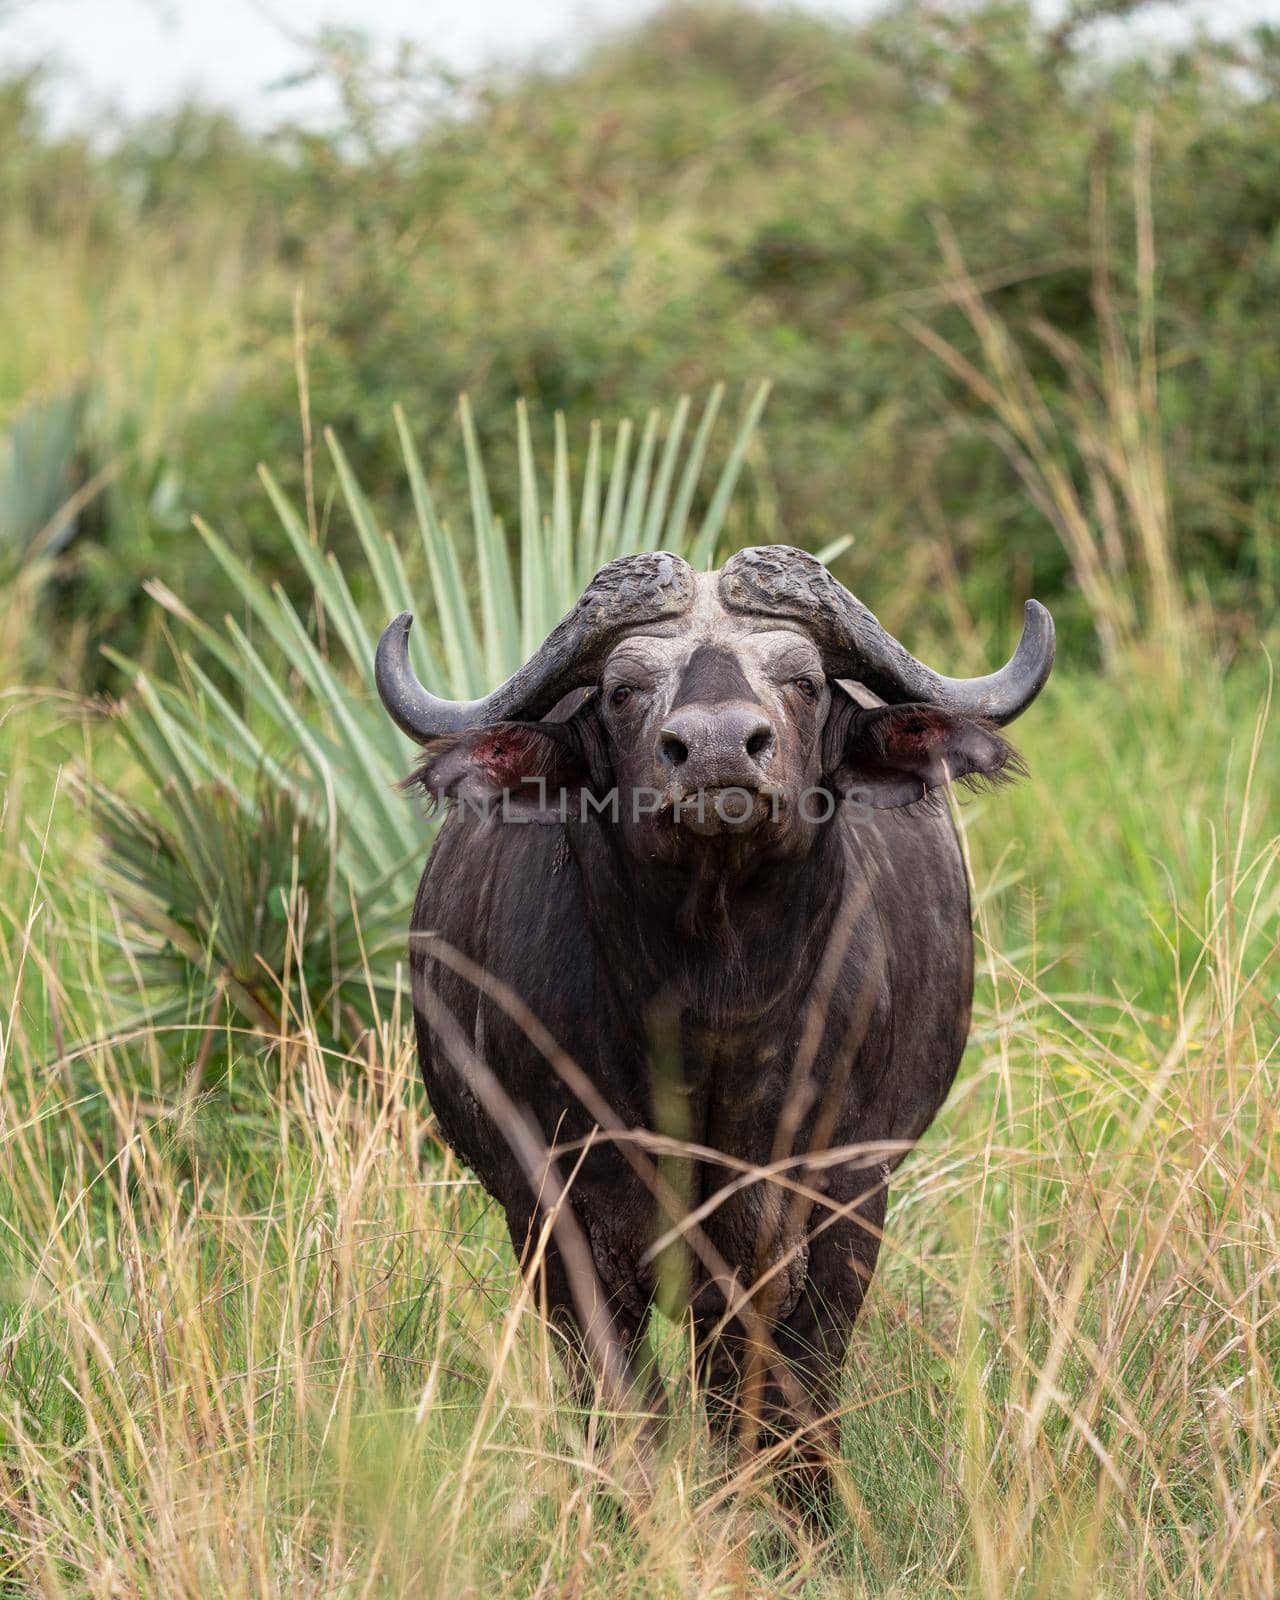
[377,546,1053,868]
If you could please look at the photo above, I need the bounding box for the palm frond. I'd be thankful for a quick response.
[93,385,791,1048]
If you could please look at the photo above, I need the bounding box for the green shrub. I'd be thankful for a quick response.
[6,3,1280,664]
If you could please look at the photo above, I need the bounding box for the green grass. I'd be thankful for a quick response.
[2,2,1279,1592]
[2,618,1276,1595]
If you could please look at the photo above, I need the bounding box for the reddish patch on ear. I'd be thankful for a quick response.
[830,699,1023,810]
[874,707,950,760]
[406,718,592,809]
[468,726,555,789]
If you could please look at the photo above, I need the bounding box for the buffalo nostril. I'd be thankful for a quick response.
[745,727,775,761]
[660,730,689,767]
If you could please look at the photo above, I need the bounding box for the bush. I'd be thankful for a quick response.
[5,3,1280,669]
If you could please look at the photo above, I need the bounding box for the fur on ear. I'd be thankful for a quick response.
[403,720,588,816]
[827,698,1026,810]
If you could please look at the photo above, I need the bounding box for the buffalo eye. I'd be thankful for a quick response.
[609,685,632,708]
[793,676,819,701]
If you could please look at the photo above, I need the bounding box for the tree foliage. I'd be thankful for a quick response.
[4,2,1280,674]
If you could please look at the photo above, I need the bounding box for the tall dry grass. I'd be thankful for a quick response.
[2,122,1276,1588]
[1,645,1276,1595]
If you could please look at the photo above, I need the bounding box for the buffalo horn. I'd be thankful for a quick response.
[718,544,1054,726]
[375,550,697,744]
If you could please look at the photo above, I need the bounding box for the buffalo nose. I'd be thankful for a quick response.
[658,704,777,785]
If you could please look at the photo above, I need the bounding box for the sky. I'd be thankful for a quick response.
[4,0,1280,133]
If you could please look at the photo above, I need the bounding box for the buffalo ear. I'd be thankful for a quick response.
[826,696,1024,810]
[405,719,590,817]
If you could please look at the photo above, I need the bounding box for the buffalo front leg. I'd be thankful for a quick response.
[766,1181,887,1514]
[695,1180,886,1515]
[504,1204,663,1432]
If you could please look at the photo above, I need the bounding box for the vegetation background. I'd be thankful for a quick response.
[0,1,1277,1594]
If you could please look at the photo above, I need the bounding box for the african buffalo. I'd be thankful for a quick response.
[376,543,1053,1503]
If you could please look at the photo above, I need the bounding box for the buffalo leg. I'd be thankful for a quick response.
[693,1182,886,1513]
[766,1182,887,1511]
[504,1205,661,1422]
